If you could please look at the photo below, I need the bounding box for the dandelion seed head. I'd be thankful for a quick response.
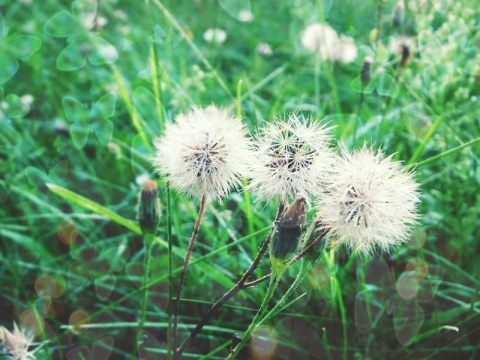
[317,146,420,257]
[154,106,252,200]
[249,114,336,203]
[301,23,338,60]
[0,323,36,360]
[330,35,358,64]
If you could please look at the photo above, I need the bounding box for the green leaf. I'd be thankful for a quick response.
[0,11,6,38]
[218,0,251,20]
[91,92,116,118]
[0,121,22,148]
[46,183,141,234]
[4,93,30,118]
[88,36,118,66]
[133,86,156,133]
[70,121,90,149]
[0,50,18,84]
[44,10,77,38]
[62,95,89,124]
[56,41,86,71]
[376,71,399,97]
[8,34,42,61]
[92,118,113,146]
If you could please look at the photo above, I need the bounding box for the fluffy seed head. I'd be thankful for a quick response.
[301,23,338,60]
[154,106,252,200]
[248,113,336,203]
[0,323,36,360]
[316,147,420,257]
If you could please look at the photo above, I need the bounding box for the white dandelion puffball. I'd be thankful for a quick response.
[154,106,252,199]
[0,322,36,360]
[203,28,227,44]
[317,147,420,256]
[330,35,358,64]
[301,23,338,60]
[249,114,336,203]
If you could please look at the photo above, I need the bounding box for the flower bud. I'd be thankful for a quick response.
[138,180,161,235]
[361,56,374,86]
[270,195,308,276]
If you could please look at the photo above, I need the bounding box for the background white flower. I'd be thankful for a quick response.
[301,23,338,60]
[248,113,336,203]
[317,147,420,256]
[301,23,357,63]
[330,35,358,64]
[154,106,252,199]
[203,28,227,44]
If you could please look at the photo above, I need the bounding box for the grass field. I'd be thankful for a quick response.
[1,0,479,359]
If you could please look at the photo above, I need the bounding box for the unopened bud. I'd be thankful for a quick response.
[392,2,404,27]
[302,215,327,265]
[138,180,161,235]
[399,43,411,67]
[369,28,379,44]
[270,195,308,276]
[361,56,374,86]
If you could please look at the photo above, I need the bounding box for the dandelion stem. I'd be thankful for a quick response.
[226,273,282,359]
[174,203,285,358]
[258,260,310,325]
[173,194,208,353]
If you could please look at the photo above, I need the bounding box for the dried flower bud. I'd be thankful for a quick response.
[270,196,308,275]
[138,180,161,235]
[361,56,374,86]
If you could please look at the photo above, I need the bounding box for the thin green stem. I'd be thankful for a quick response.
[166,185,173,360]
[174,203,285,359]
[173,194,208,352]
[314,57,321,113]
[259,260,310,325]
[133,236,154,358]
[226,274,282,359]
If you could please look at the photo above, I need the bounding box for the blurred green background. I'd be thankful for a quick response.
[1,0,479,359]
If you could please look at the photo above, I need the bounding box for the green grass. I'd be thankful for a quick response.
[1,0,480,359]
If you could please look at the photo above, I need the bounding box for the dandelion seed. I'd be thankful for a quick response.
[249,114,336,203]
[316,146,420,257]
[0,323,36,360]
[154,106,252,200]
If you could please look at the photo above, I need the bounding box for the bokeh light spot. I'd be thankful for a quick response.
[35,274,66,298]
[396,273,419,300]
[408,228,426,249]
[406,257,428,281]
[308,264,329,290]
[58,221,78,244]
[250,326,278,360]
[19,309,44,336]
[69,310,90,334]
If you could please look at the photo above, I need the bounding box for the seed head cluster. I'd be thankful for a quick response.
[0,323,36,360]
[153,107,421,257]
